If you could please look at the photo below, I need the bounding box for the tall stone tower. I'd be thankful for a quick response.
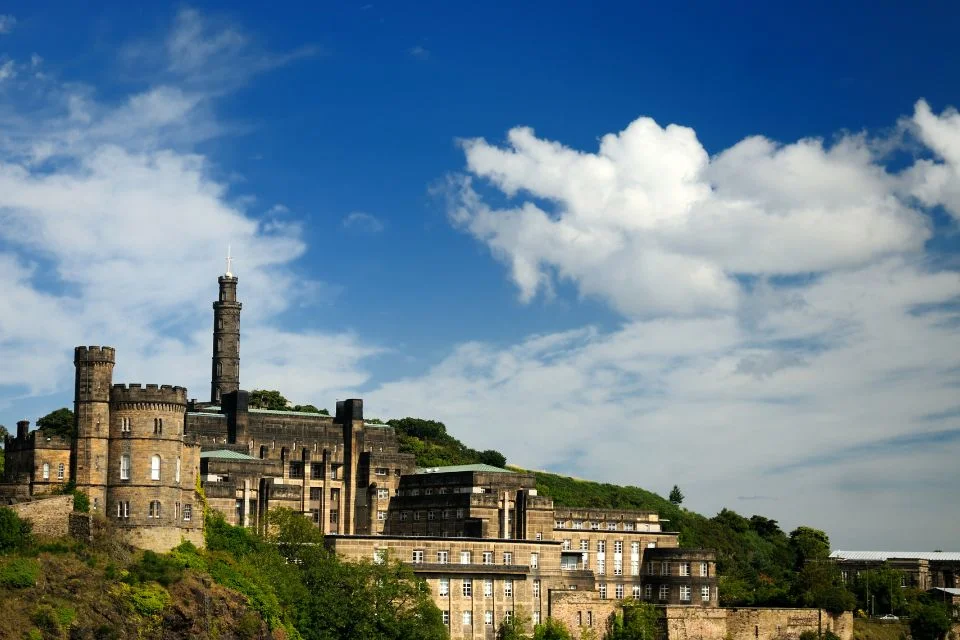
[211,268,241,404]
[72,346,115,512]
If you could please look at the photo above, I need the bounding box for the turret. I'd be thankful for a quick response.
[16,420,29,440]
[211,268,242,403]
[72,345,115,512]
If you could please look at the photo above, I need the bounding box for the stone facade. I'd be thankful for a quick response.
[2,420,71,496]
[8,495,73,538]
[661,606,852,640]
[831,552,960,591]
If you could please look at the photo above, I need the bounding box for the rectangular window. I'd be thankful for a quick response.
[149,500,161,519]
[608,522,617,530]
[680,562,691,576]
[505,611,513,622]
[536,532,542,540]
[462,611,472,626]
[615,584,624,599]
[587,611,593,626]
[456,508,464,519]
[503,552,513,565]
[377,510,386,521]
[311,463,323,479]
[580,539,589,551]
[485,611,493,625]
[377,488,389,500]
[400,511,408,521]
[680,585,691,601]
[330,510,339,523]
[573,521,583,529]
[555,520,564,528]
[460,551,472,564]
[412,550,424,564]
[437,551,448,564]
[597,558,606,575]
[659,585,669,600]
[484,579,493,597]
[151,455,161,481]
[631,560,639,576]
[414,511,421,521]
[702,586,711,601]
[57,463,64,480]
[310,487,321,500]
[614,541,623,554]
[633,585,642,600]
[462,578,472,597]
[700,562,709,577]
[614,559,623,575]
[599,583,607,599]
[645,584,652,599]
[647,562,655,575]
[624,522,634,531]
[661,561,669,575]
[42,463,50,480]
[442,611,449,626]
[533,579,540,598]
[120,417,131,432]
[375,467,388,476]
[591,521,601,530]
[597,541,606,553]
[530,553,539,568]
[175,457,181,483]
[504,579,513,597]
[289,462,303,478]
[534,611,541,624]
[631,542,640,555]
[428,510,436,520]
[183,504,192,521]
[562,539,572,550]
[120,455,130,480]
[483,551,493,565]
[439,577,449,596]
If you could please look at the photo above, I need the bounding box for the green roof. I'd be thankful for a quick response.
[415,464,514,474]
[200,449,259,461]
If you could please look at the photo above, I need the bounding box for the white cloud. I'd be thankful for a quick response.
[0,15,15,35]
[342,211,385,233]
[381,101,960,548]
[0,9,372,410]
[0,60,15,82]
[408,45,430,60]
[451,114,930,317]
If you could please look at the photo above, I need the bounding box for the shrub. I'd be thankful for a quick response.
[124,550,184,586]
[0,556,40,587]
[0,506,32,553]
[111,582,171,617]
[72,490,90,513]
[31,604,74,635]
[799,632,818,640]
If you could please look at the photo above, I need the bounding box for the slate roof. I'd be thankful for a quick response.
[199,449,258,461]
[831,551,960,561]
[415,464,514,474]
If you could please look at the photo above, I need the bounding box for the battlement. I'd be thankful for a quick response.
[74,346,116,364]
[111,383,188,406]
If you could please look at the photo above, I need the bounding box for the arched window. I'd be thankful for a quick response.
[151,455,161,481]
[42,463,50,480]
[120,455,130,480]
[175,457,181,483]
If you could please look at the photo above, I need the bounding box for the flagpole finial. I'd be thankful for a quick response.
[225,244,233,277]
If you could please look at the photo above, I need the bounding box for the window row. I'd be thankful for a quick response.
[598,583,712,602]
[119,454,182,483]
[555,519,653,531]
[441,610,515,627]
[116,417,172,435]
[40,462,65,481]
[562,539,657,553]
[645,561,710,577]
[399,508,466,521]
[411,550,534,567]
[436,577,517,598]
[114,500,192,521]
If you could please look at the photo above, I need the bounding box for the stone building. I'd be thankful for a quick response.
[2,420,71,496]
[830,550,960,591]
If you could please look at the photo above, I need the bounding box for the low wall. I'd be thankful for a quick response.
[547,590,620,636]
[9,495,73,538]
[663,607,853,640]
[119,526,205,553]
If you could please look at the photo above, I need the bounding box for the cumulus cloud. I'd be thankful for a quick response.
[0,8,371,411]
[0,15,15,34]
[342,211,385,233]
[408,45,430,60]
[380,100,960,548]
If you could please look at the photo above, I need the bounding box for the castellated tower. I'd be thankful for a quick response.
[108,383,203,551]
[211,274,241,404]
[73,346,116,512]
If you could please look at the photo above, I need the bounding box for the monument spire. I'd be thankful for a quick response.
[225,244,233,277]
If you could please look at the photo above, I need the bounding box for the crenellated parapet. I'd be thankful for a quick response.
[74,345,116,364]
[111,383,188,408]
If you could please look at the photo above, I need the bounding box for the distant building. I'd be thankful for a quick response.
[830,551,960,591]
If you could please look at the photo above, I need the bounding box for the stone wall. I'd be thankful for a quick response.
[10,495,73,538]
[119,525,205,553]
[662,606,853,640]
[547,590,619,637]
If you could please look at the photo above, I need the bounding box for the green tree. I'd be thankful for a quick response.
[497,609,532,640]
[249,390,290,410]
[0,423,8,444]
[605,602,660,640]
[851,565,907,615]
[534,618,574,640]
[480,449,507,468]
[0,506,32,553]
[789,526,831,569]
[292,404,329,414]
[909,602,951,640]
[36,407,75,438]
[668,485,684,505]
[793,561,855,614]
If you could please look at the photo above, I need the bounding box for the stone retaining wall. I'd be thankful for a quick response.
[9,495,73,538]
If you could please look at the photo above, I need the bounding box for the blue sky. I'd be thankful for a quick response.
[1,2,959,548]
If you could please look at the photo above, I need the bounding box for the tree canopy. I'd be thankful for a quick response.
[36,408,75,438]
[668,485,684,505]
[248,390,329,415]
